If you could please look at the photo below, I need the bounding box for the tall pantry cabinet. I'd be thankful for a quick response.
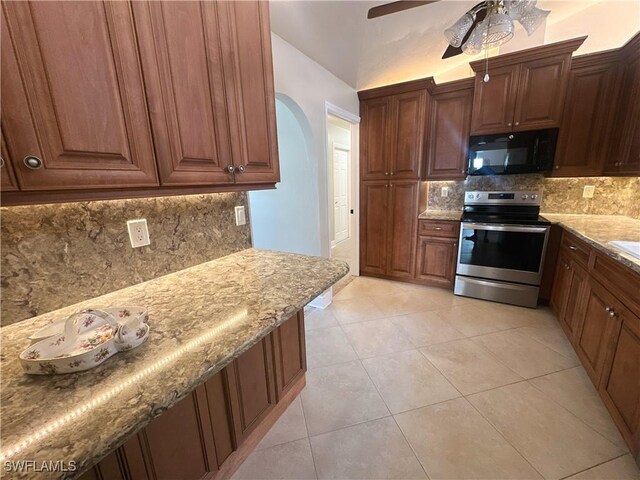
[358,82,428,280]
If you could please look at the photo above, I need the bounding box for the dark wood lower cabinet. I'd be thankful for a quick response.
[550,232,640,461]
[415,236,457,288]
[79,311,305,480]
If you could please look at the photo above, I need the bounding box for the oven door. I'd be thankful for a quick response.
[456,222,550,285]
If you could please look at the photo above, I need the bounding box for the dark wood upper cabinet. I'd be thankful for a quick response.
[1,2,159,191]
[470,37,585,135]
[425,79,473,179]
[389,90,427,179]
[133,1,234,187]
[553,51,621,177]
[605,33,640,176]
[217,1,279,184]
[360,98,391,180]
[470,65,520,135]
[386,180,419,279]
[359,82,429,181]
[360,180,390,276]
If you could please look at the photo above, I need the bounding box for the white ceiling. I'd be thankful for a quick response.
[270,0,640,90]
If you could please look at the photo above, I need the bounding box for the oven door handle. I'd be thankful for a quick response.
[461,222,549,234]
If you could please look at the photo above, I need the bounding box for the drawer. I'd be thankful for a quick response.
[591,251,640,318]
[418,220,460,238]
[561,231,591,268]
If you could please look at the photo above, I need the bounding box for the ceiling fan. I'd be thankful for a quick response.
[367,0,550,59]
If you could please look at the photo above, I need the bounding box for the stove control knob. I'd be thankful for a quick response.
[521,194,528,200]
[476,193,481,198]
[467,193,474,200]
[531,194,538,200]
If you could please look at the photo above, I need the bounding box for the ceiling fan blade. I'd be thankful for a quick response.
[367,1,439,19]
[441,2,487,59]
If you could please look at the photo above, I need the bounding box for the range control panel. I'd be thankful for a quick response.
[464,191,542,206]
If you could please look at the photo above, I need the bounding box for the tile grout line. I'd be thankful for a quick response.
[556,453,632,480]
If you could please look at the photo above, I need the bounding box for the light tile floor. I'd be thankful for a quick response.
[233,276,640,480]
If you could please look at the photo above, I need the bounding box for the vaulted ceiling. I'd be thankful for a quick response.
[270,0,640,90]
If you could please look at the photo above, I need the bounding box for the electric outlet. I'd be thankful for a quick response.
[127,219,150,248]
[234,206,246,226]
[441,187,449,197]
[583,185,595,198]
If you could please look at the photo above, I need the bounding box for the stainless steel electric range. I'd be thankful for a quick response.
[454,191,551,308]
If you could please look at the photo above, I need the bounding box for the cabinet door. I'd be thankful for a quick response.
[227,337,277,443]
[140,389,218,480]
[513,54,571,131]
[470,65,519,135]
[202,370,237,469]
[562,262,589,343]
[1,2,158,190]
[273,311,306,401]
[217,1,279,184]
[415,236,457,287]
[386,180,419,279]
[361,98,392,180]
[426,84,473,180]
[133,1,234,186]
[599,307,640,456]
[360,181,389,276]
[611,50,640,175]
[389,90,426,179]
[575,280,621,386]
[553,57,620,177]
[1,132,18,191]
[550,254,572,320]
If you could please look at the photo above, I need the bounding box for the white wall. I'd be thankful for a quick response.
[249,33,359,258]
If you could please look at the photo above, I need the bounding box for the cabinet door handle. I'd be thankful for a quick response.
[390,172,395,176]
[226,165,235,174]
[555,165,560,169]
[569,245,577,251]
[384,172,389,176]
[515,122,520,126]
[236,165,245,173]
[434,227,442,230]
[23,155,43,170]
[507,122,512,127]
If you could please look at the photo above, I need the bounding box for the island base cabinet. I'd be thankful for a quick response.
[79,311,306,480]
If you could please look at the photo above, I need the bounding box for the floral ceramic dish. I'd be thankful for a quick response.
[20,308,149,375]
[28,307,149,344]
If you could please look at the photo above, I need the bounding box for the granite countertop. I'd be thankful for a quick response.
[418,210,462,221]
[540,214,640,274]
[0,249,348,479]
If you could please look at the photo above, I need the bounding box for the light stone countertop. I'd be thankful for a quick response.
[540,213,640,274]
[0,249,348,479]
[418,210,462,221]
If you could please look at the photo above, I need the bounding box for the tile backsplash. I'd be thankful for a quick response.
[426,175,640,218]
[1,193,251,326]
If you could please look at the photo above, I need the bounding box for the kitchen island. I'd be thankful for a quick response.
[0,249,348,479]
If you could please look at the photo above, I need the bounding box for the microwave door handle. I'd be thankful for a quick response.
[462,223,549,234]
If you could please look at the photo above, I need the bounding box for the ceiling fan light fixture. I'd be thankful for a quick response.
[482,11,514,48]
[518,6,550,35]
[445,13,475,48]
[505,0,537,20]
[461,23,484,55]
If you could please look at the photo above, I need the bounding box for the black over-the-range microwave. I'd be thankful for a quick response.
[467,128,559,176]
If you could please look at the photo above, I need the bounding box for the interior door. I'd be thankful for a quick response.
[217,1,279,184]
[360,180,389,276]
[389,90,426,179]
[1,1,159,190]
[133,1,234,186]
[386,180,419,279]
[333,145,350,244]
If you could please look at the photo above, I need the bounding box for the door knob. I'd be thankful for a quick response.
[23,155,43,170]
[226,165,235,173]
[236,165,245,173]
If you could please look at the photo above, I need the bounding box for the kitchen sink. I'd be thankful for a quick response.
[608,241,640,260]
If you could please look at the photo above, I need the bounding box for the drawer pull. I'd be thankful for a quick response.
[568,245,578,251]
[23,155,43,170]
[434,227,442,230]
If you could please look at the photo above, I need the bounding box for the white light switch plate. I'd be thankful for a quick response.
[235,206,246,226]
[441,187,449,197]
[127,219,150,248]
[583,185,595,198]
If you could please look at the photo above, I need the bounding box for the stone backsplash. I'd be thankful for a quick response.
[426,175,640,218]
[1,193,251,326]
